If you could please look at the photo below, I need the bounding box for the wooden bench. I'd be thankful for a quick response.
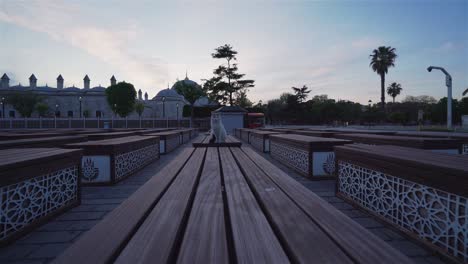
[136,128,175,135]
[144,131,180,154]
[248,130,280,153]
[321,128,396,135]
[333,133,462,154]
[64,136,159,185]
[54,145,411,264]
[270,134,352,178]
[395,131,468,155]
[335,144,468,263]
[192,135,242,148]
[0,135,88,150]
[289,130,336,138]
[0,132,64,141]
[85,131,138,141]
[0,148,82,245]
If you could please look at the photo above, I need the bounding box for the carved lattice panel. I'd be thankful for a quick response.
[0,166,78,241]
[270,141,309,176]
[115,143,159,180]
[338,161,467,262]
[250,134,264,152]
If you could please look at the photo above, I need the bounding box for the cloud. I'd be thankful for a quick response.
[0,0,168,90]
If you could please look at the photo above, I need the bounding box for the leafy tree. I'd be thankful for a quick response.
[234,89,253,108]
[402,95,437,104]
[292,85,311,103]
[173,79,205,119]
[207,44,255,105]
[370,46,397,110]
[134,102,145,117]
[105,81,137,117]
[7,92,42,117]
[35,103,49,117]
[386,82,402,103]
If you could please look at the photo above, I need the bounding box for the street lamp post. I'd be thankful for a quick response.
[176,103,179,128]
[162,96,166,118]
[55,104,59,128]
[79,96,82,118]
[1,97,5,118]
[368,100,372,111]
[427,66,452,129]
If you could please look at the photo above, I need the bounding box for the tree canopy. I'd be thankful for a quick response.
[7,92,42,117]
[204,44,255,105]
[386,82,403,103]
[105,81,137,117]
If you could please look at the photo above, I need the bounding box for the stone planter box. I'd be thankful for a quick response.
[335,144,468,263]
[240,128,255,143]
[249,131,280,153]
[270,134,351,178]
[65,136,159,185]
[145,131,180,154]
[0,148,82,245]
[0,135,88,150]
[333,133,462,154]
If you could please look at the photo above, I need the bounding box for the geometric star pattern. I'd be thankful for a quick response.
[115,143,160,181]
[0,166,78,241]
[338,161,467,262]
[270,141,309,176]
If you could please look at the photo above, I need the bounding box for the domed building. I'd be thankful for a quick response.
[148,86,189,118]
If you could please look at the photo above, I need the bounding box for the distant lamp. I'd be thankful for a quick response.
[427,66,452,129]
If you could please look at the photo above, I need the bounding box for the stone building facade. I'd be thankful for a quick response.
[0,73,190,119]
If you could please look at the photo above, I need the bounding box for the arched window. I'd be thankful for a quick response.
[67,111,73,117]
[96,111,102,118]
[9,111,15,118]
[55,111,61,117]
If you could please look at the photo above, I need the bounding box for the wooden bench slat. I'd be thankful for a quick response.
[230,147,352,263]
[177,148,229,263]
[115,148,207,264]
[218,148,289,264]
[240,147,413,264]
[53,147,196,264]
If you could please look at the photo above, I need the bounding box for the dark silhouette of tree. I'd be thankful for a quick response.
[7,92,42,117]
[173,78,205,120]
[134,102,145,117]
[292,85,311,103]
[105,81,137,117]
[35,102,49,117]
[386,82,403,103]
[207,44,254,105]
[370,46,397,110]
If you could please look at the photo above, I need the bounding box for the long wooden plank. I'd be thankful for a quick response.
[53,147,196,264]
[115,148,207,264]
[218,148,289,264]
[177,148,229,263]
[241,147,413,264]
[230,147,352,263]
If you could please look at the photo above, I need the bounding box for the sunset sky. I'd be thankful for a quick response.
[0,0,467,104]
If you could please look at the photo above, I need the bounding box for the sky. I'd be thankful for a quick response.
[0,0,467,104]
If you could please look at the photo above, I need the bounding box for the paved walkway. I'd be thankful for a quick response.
[0,138,448,264]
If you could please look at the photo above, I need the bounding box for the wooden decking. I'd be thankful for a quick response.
[192,134,242,147]
[0,135,451,264]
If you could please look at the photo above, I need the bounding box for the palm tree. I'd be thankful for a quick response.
[370,46,397,110]
[292,85,311,103]
[386,82,403,103]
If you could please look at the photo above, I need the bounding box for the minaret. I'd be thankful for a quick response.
[57,74,64,89]
[84,75,90,89]
[144,92,148,101]
[110,75,116,86]
[29,74,37,89]
[1,74,9,89]
[138,89,143,100]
